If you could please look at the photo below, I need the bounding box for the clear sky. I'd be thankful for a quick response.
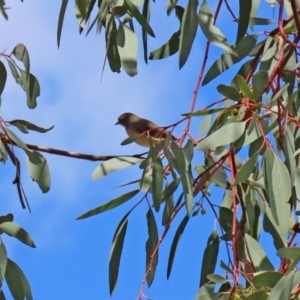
[0,1,279,300]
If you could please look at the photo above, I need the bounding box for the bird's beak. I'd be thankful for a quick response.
[115,121,119,125]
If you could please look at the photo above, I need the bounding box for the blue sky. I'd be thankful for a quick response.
[0,1,281,299]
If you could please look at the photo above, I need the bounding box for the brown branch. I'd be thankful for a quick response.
[1,135,147,161]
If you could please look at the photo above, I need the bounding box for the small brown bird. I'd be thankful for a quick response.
[116,112,176,147]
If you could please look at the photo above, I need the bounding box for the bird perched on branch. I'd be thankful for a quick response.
[116,112,176,147]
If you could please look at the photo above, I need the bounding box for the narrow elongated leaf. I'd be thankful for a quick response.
[3,127,28,150]
[167,215,189,279]
[152,156,163,212]
[0,60,7,97]
[263,148,291,225]
[145,208,158,286]
[263,206,287,250]
[57,0,68,47]
[200,231,219,286]
[179,0,198,68]
[251,271,284,288]
[283,126,296,183]
[149,31,180,59]
[142,0,150,63]
[124,0,155,37]
[236,0,251,43]
[217,84,241,101]
[0,138,7,163]
[161,178,180,201]
[120,134,141,145]
[25,150,51,193]
[77,190,139,220]
[0,222,35,248]
[12,44,30,76]
[244,234,274,270]
[198,1,237,56]
[196,122,246,150]
[252,70,268,99]
[183,108,225,116]
[171,141,193,216]
[9,119,54,134]
[5,259,32,300]
[106,16,121,73]
[0,242,7,288]
[109,214,129,295]
[202,35,258,86]
[22,71,40,109]
[93,157,144,180]
[235,152,259,184]
[116,23,138,76]
[162,193,174,225]
[235,74,255,100]
[267,270,300,300]
[207,274,229,284]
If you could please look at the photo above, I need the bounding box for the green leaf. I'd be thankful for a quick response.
[161,178,180,201]
[109,214,129,295]
[0,1,8,20]
[263,148,291,225]
[6,59,19,82]
[198,0,237,56]
[167,215,189,279]
[206,274,229,284]
[162,192,175,225]
[142,0,150,63]
[8,119,54,134]
[235,74,255,100]
[284,126,296,183]
[202,34,258,86]
[244,233,274,270]
[245,291,269,300]
[200,231,219,286]
[116,23,138,77]
[196,122,246,150]
[0,60,7,97]
[252,70,268,99]
[57,0,68,47]
[183,108,225,117]
[12,44,30,76]
[22,71,40,109]
[0,222,35,248]
[277,247,300,260]
[0,138,7,163]
[0,242,7,288]
[152,156,164,212]
[76,190,139,220]
[179,0,198,68]
[25,150,51,193]
[236,0,251,43]
[217,84,241,101]
[167,0,178,15]
[267,270,300,300]
[145,208,158,286]
[263,206,287,250]
[149,31,180,60]
[92,157,144,180]
[234,152,259,184]
[251,271,284,288]
[171,141,193,216]
[5,258,32,300]
[120,134,141,145]
[105,16,121,73]
[3,127,28,150]
[124,0,155,37]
